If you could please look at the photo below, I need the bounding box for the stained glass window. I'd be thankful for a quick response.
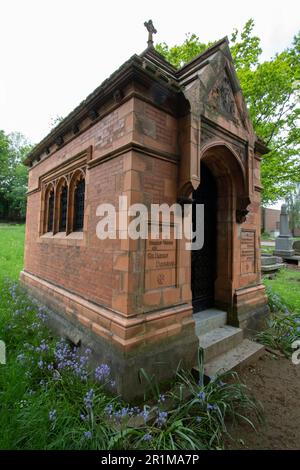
[59,185,68,232]
[73,179,85,231]
[47,190,54,232]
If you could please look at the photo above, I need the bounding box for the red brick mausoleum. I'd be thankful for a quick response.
[21,24,268,399]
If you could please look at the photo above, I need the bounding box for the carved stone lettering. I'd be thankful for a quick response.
[145,226,177,290]
[241,230,256,274]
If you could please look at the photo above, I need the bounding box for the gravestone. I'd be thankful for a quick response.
[293,240,300,255]
[274,204,295,257]
[261,254,284,274]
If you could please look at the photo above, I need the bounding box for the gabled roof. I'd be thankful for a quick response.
[25,37,268,166]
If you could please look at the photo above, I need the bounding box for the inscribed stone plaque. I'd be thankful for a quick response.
[145,226,177,290]
[241,230,256,274]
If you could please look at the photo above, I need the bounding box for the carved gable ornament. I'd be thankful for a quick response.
[208,73,240,126]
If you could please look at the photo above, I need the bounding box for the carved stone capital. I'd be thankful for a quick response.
[236,197,251,223]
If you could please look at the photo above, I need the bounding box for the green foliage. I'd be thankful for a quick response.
[285,184,300,231]
[0,131,32,220]
[264,268,300,312]
[156,33,209,68]
[0,224,25,282]
[156,20,300,205]
[258,272,300,356]
[0,226,260,450]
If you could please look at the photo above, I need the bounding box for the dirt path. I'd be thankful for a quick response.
[226,353,300,449]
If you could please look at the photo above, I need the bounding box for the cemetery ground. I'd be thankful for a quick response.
[0,224,300,450]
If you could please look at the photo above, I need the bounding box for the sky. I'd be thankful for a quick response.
[0,0,299,207]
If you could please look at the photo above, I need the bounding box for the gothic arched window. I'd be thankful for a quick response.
[47,189,54,232]
[73,178,85,231]
[59,184,68,232]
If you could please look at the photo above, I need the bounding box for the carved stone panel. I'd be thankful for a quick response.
[208,73,240,126]
[240,229,256,274]
[144,226,177,291]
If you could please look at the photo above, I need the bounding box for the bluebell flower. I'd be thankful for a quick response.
[155,411,168,428]
[158,394,166,403]
[95,364,111,382]
[83,388,94,410]
[207,403,218,411]
[105,404,113,416]
[198,391,206,401]
[84,431,92,439]
[140,408,150,423]
[143,433,152,441]
[49,409,57,421]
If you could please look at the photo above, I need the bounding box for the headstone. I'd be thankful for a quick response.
[274,204,295,257]
[293,240,300,255]
[261,254,284,274]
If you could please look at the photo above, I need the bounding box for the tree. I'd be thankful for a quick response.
[0,131,31,220]
[156,20,300,205]
[285,184,300,233]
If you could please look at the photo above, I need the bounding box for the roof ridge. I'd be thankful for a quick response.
[177,37,229,75]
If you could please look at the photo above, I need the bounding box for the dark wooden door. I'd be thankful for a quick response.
[191,164,217,312]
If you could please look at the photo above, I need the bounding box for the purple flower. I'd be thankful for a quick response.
[197,391,206,401]
[143,433,152,442]
[113,407,129,421]
[196,416,202,423]
[83,388,94,410]
[49,409,57,421]
[155,411,168,428]
[38,359,44,369]
[84,431,92,439]
[36,340,49,353]
[158,394,166,403]
[95,364,110,382]
[105,404,113,416]
[80,413,88,422]
[54,339,89,381]
[140,408,150,423]
[207,403,218,412]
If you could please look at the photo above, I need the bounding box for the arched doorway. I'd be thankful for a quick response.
[191,163,217,311]
[190,143,248,316]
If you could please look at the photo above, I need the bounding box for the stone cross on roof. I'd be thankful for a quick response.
[144,19,157,47]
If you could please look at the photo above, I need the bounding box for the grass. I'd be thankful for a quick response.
[264,268,300,313]
[0,223,25,281]
[0,223,261,450]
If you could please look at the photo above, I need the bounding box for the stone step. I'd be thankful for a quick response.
[199,325,243,362]
[194,308,227,336]
[193,339,265,379]
[203,339,265,378]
